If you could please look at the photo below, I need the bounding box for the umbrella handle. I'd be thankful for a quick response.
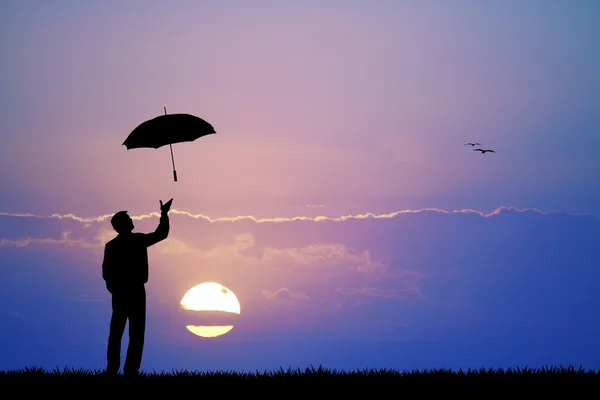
[168,142,178,182]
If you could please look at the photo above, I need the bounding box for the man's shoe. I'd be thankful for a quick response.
[123,370,140,378]
[102,370,119,379]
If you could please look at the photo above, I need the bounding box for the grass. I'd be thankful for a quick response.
[1,365,598,397]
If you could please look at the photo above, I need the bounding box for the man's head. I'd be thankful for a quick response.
[111,211,134,234]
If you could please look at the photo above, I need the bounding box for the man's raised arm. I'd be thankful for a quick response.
[143,199,172,247]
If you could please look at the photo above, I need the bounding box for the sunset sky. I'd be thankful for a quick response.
[1,0,599,372]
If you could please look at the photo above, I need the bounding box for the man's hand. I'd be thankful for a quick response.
[160,198,173,214]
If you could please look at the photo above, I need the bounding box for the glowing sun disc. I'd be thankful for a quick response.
[180,282,241,314]
[186,325,234,338]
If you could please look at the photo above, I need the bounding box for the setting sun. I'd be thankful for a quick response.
[180,282,241,314]
[181,282,241,338]
[185,325,234,338]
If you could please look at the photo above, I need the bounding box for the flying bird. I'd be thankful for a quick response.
[464,142,481,146]
[474,149,495,154]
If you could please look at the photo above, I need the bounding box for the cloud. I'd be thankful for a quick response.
[335,287,419,298]
[262,288,310,303]
[260,243,385,272]
[1,205,600,349]
[0,205,562,225]
[0,231,102,249]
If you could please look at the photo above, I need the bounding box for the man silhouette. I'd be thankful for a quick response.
[102,198,173,376]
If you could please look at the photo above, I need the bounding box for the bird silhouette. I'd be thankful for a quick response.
[464,142,481,146]
[474,149,495,154]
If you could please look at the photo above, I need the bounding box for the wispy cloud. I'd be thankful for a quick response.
[1,202,599,351]
[0,205,562,226]
[0,232,102,249]
[262,288,310,303]
[335,287,420,298]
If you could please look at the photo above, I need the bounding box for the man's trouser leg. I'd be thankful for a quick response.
[106,292,128,374]
[123,285,146,376]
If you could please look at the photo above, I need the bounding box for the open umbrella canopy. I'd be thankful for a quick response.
[123,113,216,149]
[122,109,217,182]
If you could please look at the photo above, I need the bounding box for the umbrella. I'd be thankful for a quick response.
[123,107,216,182]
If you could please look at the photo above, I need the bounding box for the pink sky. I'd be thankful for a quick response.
[1,0,598,218]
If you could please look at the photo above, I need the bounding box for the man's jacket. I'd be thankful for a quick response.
[102,212,170,292]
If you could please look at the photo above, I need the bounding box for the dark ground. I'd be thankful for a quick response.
[1,366,598,398]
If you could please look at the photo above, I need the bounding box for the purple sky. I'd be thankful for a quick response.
[1,1,599,372]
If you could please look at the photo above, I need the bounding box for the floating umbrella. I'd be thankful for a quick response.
[123,107,216,181]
